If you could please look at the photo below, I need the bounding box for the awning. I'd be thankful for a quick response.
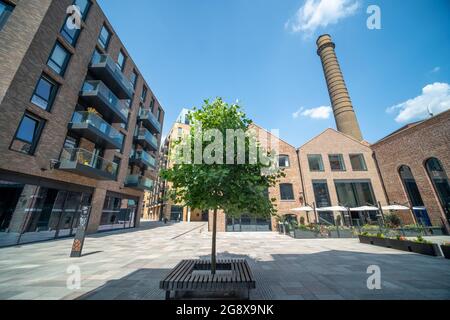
[413,206,427,211]
[316,206,348,212]
[350,206,379,211]
[291,206,314,212]
[382,205,410,211]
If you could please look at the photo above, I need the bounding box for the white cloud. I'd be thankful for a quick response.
[293,106,332,119]
[285,0,360,35]
[386,82,450,123]
[430,66,440,73]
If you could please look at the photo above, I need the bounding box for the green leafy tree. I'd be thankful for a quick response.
[161,98,283,274]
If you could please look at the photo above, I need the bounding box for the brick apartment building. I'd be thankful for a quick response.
[0,0,164,247]
[372,110,450,230]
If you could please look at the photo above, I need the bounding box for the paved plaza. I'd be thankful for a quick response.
[0,222,449,300]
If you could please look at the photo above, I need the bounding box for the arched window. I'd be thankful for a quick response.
[399,165,431,226]
[399,166,424,207]
[425,158,450,220]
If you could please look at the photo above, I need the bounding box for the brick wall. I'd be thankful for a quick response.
[372,110,450,229]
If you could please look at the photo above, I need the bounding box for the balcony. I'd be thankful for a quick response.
[57,148,118,180]
[89,54,134,99]
[138,108,161,134]
[80,81,129,124]
[129,149,156,169]
[69,112,124,150]
[134,128,158,151]
[125,175,154,191]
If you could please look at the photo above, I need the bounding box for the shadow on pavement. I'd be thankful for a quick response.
[77,250,450,300]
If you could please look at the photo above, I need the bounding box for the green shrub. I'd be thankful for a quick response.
[414,236,431,244]
[385,213,401,228]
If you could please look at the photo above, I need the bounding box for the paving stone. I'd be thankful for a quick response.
[0,221,449,300]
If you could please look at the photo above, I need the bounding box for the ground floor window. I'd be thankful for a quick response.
[0,180,91,247]
[170,206,184,221]
[226,215,271,232]
[335,180,377,226]
[99,196,137,231]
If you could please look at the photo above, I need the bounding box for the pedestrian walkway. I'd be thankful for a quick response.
[0,221,449,300]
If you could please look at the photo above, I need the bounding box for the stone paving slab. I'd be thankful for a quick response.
[0,221,449,300]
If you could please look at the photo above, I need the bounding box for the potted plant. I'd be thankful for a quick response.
[409,236,438,256]
[440,242,450,259]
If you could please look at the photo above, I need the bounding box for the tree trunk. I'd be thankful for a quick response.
[211,209,217,275]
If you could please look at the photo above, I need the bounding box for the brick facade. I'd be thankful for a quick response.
[372,110,450,230]
[0,0,164,242]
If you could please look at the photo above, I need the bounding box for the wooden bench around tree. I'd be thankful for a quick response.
[160,259,256,300]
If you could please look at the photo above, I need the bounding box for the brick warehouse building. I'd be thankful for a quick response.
[0,0,164,247]
[372,110,450,230]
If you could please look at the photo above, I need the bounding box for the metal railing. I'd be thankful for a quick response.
[130,149,156,168]
[59,148,118,177]
[138,108,162,132]
[81,81,129,120]
[70,112,124,147]
[125,175,154,190]
[90,53,134,95]
[136,127,158,149]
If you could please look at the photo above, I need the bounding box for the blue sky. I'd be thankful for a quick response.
[98,0,450,146]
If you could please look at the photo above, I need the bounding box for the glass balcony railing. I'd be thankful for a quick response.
[80,81,129,124]
[58,148,118,180]
[90,53,134,99]
[130,149,156,168]
[135,127,158,151]
[125,175,154,191]
[138,108,161,133]
[69,112,124,149]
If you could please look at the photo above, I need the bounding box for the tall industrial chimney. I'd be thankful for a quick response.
[316,34,363,141]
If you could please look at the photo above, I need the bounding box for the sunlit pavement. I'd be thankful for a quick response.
[0,221,449,300]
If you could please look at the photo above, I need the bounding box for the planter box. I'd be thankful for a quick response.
[358,235,373,244]
[409,242,438,256]
[440,245,450,259]
[358,235,389,247]
[294,229,317,239]
[388,239,412,252]
[371,237,390,247]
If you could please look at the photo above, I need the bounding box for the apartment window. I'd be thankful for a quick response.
[60,20,81,46]
[117,50,126,71]
[156,108,161,122]
[130,71,138,89]
[350,154,367,171]
[11,113,45,155]
[278,155,290,168]
[308,154,324,172]
[150,98,155,112]
[47,42,71,76]
[98,25,111,49]
[280,183,294,201]
[141,86,147,101]
[31,75,59,111]
[329,154,346,171]
[0,1,14,31]
[74,0,91,20]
